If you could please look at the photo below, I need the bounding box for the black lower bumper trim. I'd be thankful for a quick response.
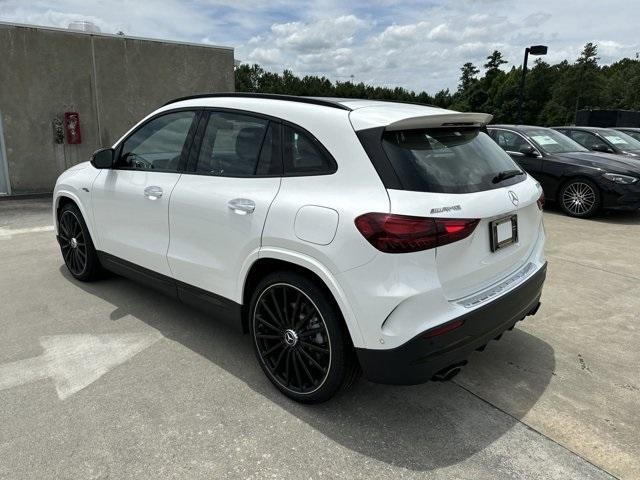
[355,262,547,385]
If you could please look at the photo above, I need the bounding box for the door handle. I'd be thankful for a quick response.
[227,198,255,215]
[144,186,163,200]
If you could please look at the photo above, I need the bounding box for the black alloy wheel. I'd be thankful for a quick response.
[254,283,331,393]
[250,272,359,403]
[59,209,88,276]
[57,203,102,281]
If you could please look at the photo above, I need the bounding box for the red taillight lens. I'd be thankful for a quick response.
[354,213,479,253]
[423,319,465,339]
[537,191,545,210]
[436,218,481,246]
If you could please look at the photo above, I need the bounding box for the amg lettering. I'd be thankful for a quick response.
[430,205,462,214]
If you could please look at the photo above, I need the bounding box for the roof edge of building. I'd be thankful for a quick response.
[0,20,234,51]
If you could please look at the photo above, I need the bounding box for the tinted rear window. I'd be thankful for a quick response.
[381,128,524,193]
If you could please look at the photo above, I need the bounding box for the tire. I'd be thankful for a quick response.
[249,271,359,403]
[57,203,103,281]
[558,178,601,218]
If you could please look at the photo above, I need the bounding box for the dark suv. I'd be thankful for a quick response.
[488,125,640,217]
[553,126,640,158]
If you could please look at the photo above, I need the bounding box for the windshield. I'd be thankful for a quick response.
[600,129,640,150]
[381,128,524,193]
[523,128,588,154]
[620,130,640,142]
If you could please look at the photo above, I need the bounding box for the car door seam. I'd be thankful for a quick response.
[164,173,183,278]
[259,176,283,257]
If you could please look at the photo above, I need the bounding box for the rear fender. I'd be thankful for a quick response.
[240,247,365,348]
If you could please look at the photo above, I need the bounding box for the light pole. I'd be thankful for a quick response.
[517,45,548,124]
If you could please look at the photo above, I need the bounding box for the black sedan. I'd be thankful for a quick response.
[552,126,640,158]
[488,125,640,217]
[614,127,640,143]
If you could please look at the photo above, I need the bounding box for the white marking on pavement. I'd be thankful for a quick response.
[0,332,162,400]
[0,225,55,238]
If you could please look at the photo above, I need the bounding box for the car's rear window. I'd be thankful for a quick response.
[381,128,524,193]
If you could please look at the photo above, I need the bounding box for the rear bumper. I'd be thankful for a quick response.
[355,262,547,385]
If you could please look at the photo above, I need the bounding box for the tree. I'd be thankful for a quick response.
[572,43,604,119]
[484,50,508,73]
[458,62,480,93]
[577,42,599,66]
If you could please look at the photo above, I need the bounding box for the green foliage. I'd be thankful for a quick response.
[235,43,640,125]
[234,63,451,107]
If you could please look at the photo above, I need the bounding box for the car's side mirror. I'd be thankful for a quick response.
[91,148,114,169]
[519,145,539,157]
[591,143,612,153]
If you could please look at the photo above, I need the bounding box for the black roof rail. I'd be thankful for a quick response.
[163,92,353,111]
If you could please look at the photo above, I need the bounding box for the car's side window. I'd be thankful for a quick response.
[569,130,600,149]
[283,125,336,176]
[255,122,283,176]
[195,112,278,177]
[495,130,528,152]
[116,110,196,172]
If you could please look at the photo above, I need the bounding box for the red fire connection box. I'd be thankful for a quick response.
[64,112,82,144]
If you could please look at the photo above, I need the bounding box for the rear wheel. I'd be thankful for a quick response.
[559,179,601,218]
[249,271,359,403]
[57,203,102,281]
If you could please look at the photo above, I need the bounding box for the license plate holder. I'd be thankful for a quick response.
[490,215,518,252]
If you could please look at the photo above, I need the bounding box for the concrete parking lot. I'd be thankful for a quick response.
[1,198,638,479]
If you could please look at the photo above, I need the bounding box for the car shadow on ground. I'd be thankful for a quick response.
[592,209,640,225]
[61,266,555,472]
[544,202,640,225]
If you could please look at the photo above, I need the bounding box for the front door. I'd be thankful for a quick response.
[92,110,198,276]
[167,110,282,302]
[493,129,543,174]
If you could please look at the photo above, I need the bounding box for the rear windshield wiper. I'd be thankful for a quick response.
[492,169,525,184]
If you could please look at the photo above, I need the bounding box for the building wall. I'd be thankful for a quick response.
[0,23,234,194]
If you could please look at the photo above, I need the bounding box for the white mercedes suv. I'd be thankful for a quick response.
[54,93,547,403]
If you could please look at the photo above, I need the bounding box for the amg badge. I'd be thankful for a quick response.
[430,205,462,214]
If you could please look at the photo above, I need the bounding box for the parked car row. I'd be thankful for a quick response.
[487,124,640,218]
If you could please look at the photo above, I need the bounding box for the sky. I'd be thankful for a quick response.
[1,0,639,94]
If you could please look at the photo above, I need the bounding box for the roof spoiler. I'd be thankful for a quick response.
[386,112,493,131]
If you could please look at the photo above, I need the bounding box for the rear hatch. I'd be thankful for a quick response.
[354,110,543,300]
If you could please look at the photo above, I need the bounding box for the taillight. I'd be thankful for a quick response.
[537,191,545,210]
[354,213,479,253]
[423,319,465,339]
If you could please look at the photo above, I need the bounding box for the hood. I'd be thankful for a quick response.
[66,161,91,172]
[553,151,640,175]
[619,149,640,158]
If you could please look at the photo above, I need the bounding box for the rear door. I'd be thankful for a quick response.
[92,110,198,276]
[167,110,282,302]
[381,127,543,300]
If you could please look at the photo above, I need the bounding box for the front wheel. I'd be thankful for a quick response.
[249,271,359,403]
[559,179,601,218]
[57,203,102,281]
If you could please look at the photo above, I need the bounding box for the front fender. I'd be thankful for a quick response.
[53,168,102,247]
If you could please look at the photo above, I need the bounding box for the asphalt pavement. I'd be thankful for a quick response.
[1,197,638,479]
